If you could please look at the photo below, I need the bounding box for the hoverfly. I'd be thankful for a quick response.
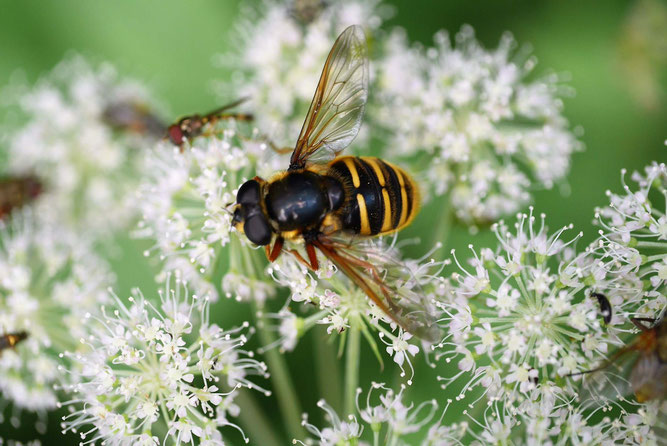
[166,98,253,148]
[103,100,167,138]
[572,312,667,403]
[231,25,437,341]
[0,331,28,353]
[0,175,43,220]
[289,0,327,24]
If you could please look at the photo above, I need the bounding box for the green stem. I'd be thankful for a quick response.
[431,199,453,254]
[233,389,280,446]
[253,301,305,441]
[344,321,361,416]
[314,327,343,413]
[646,253,667,262]
[636,241,667,249]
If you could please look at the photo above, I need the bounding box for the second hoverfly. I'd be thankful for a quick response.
[571,306,667,403]
[232,25,436,340]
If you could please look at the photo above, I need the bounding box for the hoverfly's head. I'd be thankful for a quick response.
[232,179,272,246]
[167,116,203,146]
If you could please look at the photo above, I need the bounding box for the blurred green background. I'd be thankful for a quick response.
[0,0,665,444]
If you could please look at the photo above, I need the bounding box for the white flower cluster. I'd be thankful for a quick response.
[589,161,667,318]
[267,238,445,383]
[61,277,269,446]
[438,210,614,400]
[5,55,161,235]
[374,26,582,225]
[0,210,110,427]
[296,382,465,446]
[219,0,389,146]
[436,207,664,443]
[466,394,665,445]
[137,123,278,302]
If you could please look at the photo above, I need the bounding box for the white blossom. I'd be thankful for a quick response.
[217,0,389,147]
[0,210,110,429]
[297,383,447,446]
[5,54,162,235]
[266,237,445,382]
[137,122,279,302]
[60,276,269,445]
[374,26,582,225]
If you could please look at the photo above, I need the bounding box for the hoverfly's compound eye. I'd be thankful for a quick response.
[167,124,185,145]
[244,213,272,246]
[236,180,261,205]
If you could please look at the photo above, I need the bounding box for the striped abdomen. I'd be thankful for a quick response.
[327,156,419,236]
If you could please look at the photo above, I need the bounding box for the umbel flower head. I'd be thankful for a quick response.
[5,54,163,235]
[60,275,269,446]
[296,382,466,446]
[137,121,278,302]
[373,26,583,225]
[266,237,446,383]
[217,0,389,146]
[435,208,665,443]
[589,161,667,318]
[437,209,619,404]
[0,210,110,428]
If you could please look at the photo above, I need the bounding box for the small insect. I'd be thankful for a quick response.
[232,26,436,340]
[0,174,43,220]
[592,292,613,324]
[0,331,28,352]
[571,313,667,403]
[166,98,253,148]
[103,100,167,138]
[289,0,327,24]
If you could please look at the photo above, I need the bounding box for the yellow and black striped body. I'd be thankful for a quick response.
[327,156,419,236]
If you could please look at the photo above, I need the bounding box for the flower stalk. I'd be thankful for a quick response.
[254,300,306,440]
[344,319,362,416]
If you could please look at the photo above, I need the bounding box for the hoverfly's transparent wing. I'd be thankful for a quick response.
[312,236,441,343]
[576,347,638,410]
[630,355,667,402]
[289,25,368,170]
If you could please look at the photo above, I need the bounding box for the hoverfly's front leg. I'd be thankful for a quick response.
[285,248,318,271]
[305,243,319,271]
[284,243,319,271]
[265,236,284,262]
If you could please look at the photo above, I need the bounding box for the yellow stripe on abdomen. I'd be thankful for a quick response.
[344,158,361,188]
[356,193,371,235]
[381,188,392,232]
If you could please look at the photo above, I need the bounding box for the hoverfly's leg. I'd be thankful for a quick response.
[266,140,293,155]
[235,132,291,154]
[202,113,255,137]
[286,249,315,271]
[266,237,284,262]
[305,243,319,271]
[336,252,399,311]
[631,317,656,332]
